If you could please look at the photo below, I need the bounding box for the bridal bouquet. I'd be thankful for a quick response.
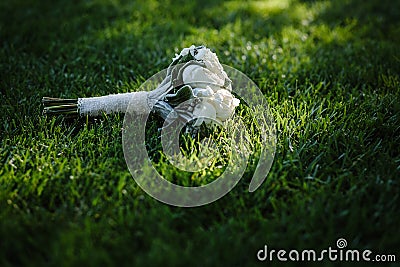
[43,45,240,128]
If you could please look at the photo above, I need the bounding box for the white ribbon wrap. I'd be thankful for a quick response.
[78,92,150,116]
[77,70,173,116]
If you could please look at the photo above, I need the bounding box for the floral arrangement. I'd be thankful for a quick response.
[43,45,240,127]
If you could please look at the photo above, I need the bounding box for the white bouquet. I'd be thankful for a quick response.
[43,45,240,128]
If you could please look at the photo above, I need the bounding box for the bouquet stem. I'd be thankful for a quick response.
[42,97,78,116]
[43,92,150,117]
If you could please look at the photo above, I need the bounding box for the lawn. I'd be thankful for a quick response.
[1,0,399,266]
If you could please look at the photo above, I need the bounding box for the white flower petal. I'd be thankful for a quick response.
[193,47,206,60]
[182,65,224,89]
[193,102,216,125]
[213,92,223,104]
[216,103,234,121]
[216,89,231,98]
[193,102,216,119]
[193,87,214,97]
[232,98,240,107]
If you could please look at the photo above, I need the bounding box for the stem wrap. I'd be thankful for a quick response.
[78,92,150,116]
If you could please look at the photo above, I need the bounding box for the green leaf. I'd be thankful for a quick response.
[165,85,194,106]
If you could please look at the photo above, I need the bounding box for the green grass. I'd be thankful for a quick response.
[1,0,399,266]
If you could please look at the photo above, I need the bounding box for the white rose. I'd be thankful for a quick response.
[215,89,240,107]
[172,45,196,62]
[182,64,225,92]
[192,47,206,60]
[192,86,214,97]
[212,89,240,121]
[172,45,239,126]
[196,48,232,92]
[192,89,240,125]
